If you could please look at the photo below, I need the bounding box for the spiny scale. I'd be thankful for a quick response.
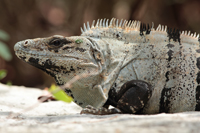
[81,18,143,33]
[80,18,199,39]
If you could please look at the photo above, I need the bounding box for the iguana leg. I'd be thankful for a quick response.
[81,80,152,115]
[115,80,152,114]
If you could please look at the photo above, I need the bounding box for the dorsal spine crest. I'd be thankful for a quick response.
[80,18,200,41]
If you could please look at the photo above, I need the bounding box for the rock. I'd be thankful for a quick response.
[0,83,200,133]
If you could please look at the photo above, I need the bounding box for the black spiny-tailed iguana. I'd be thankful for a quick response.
[14,18,200,115]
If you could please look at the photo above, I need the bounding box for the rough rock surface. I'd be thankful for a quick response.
[0,83,200,133]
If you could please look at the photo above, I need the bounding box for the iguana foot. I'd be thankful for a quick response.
[80,105,121,115]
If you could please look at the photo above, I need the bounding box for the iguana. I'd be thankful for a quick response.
[14,18,200,115]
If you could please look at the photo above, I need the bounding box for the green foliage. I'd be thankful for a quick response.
[48,84,73,103]
[6,81,12,85]
[0,30,12,61]
[0,69,7,80]
[0,30,10,41]
[0,42,12,61]
[0,30,12,84]
[75,39,83,44]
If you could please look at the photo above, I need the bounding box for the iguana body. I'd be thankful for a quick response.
[14,18,200,114]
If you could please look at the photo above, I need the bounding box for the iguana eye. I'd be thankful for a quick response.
[53,40,60,46]
[49,38,64,48]
[49,38,72,48]
[50,39,61,46]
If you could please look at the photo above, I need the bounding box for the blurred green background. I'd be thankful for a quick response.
[0,0,199,88]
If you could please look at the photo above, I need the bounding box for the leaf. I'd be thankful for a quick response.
[0,41,12,61]
[0,69,7,80]
[6,81,12,86]
[0,30,10,41]
[48,84,73,103]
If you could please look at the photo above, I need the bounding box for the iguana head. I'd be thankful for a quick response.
[15,34,114,108]
[14,35,102,86]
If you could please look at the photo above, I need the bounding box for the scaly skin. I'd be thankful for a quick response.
[14,18,200,114]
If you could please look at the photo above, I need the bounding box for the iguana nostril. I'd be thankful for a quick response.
[23,40,29,48]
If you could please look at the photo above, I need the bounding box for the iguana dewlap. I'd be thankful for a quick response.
[14,18,200,115]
